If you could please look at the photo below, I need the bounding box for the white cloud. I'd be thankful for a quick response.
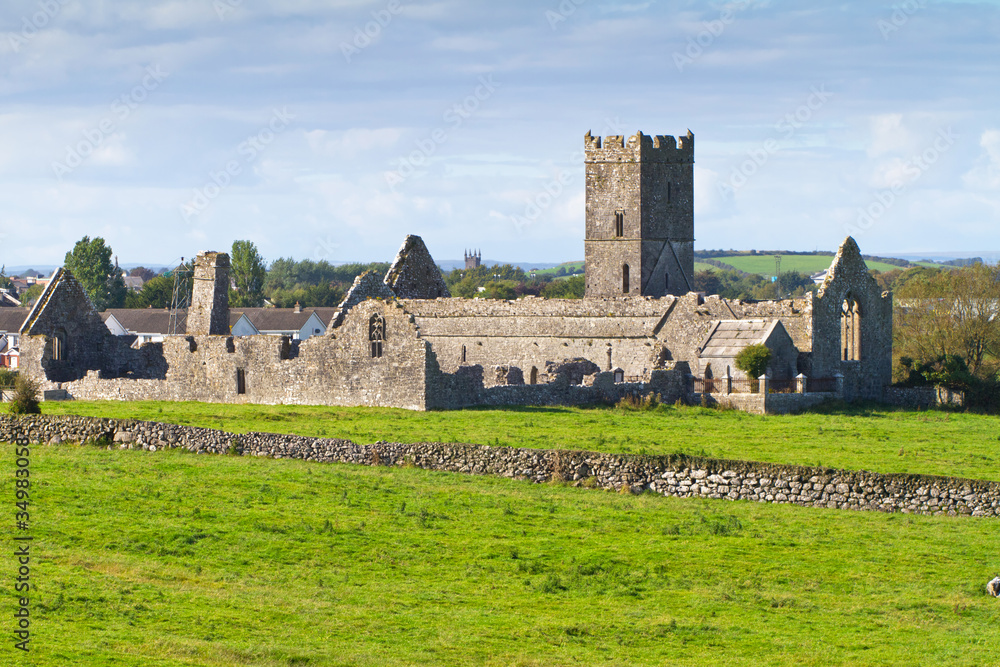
[962,129,1000,191]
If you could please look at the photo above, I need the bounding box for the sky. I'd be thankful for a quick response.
[1,0,999,269]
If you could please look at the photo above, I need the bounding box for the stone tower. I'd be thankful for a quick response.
[584,130,694,298]
[464,249,481,270]
[187,251,230,336]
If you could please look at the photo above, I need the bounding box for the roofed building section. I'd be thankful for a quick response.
[696,319,799,380]
[384,234,450,299]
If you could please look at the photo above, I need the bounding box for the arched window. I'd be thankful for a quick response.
[622,264,630,294]
[704,363,713,379]
[369,313,385,358]
[614,211,624,237]
[529,367,538,385]
[841,297,861,361]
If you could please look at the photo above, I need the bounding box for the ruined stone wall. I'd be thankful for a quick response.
[29,300,431,410]
[810,239,893,399]
[4,414,997,518]
[424,367,687,410]
[402,293,815,385]
[187,252,230,336]
[883,386,965,409]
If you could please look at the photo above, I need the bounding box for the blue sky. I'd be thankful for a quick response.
[1,0,998,267]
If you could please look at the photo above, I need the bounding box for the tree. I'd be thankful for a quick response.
[894,263,1000,379]
[230,240,267,308]
[129,266,156,282]
[63,236,127,311]
[8,373,40,415]
[735,344,771,389]
[125,274,178,309]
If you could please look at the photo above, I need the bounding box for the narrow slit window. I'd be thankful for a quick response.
[236,368,246,395]
[622,263,630,294]
[614,211,624,237]
[51,329,68,362]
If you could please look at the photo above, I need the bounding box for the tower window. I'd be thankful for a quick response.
[665,271,670,291]
[236,368,246,395]
[369,313,385,358]
[667,182,671,204]
[622,263,630,294]
[614,211,624,237]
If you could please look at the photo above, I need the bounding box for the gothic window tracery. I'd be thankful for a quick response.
[369,313,385,358]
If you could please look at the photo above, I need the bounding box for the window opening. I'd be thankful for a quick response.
[236,368,246,395]
[614,211,624,237]
[622,264,630,294]
[841,297,862,361]
[369,313,385,358]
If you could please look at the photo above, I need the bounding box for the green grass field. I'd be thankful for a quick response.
[40,400,1000,482]
[703,255,903,276]
[693,261,718,273]
[533,261,584,276]
[4,440,999,666]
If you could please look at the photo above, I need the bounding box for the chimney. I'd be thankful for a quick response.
[187,251,230,336]
[294,301,301,313]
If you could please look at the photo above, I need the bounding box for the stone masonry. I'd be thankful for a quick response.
[17,131,895,412]
[3,414,997,518]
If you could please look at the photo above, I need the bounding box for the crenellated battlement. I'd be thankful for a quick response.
[584,130,693,163]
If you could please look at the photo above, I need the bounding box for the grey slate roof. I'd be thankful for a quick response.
[0,309,27,333]
[100,307,338,335]
[698,319,781,359]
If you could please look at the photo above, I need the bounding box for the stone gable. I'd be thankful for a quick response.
[384,234,450,299]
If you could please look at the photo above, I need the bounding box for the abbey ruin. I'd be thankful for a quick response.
[18,130,894,413]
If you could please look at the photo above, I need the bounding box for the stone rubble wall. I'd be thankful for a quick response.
[3,414,997,519]
[883,386,965,409]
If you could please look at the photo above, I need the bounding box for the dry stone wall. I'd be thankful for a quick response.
[4,414,997,519]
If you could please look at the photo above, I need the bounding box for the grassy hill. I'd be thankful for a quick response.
[703,254,904,276]
[533,261,584,276]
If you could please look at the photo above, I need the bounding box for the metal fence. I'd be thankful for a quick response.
[693,377,839,395]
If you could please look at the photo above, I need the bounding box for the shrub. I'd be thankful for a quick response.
[0,368,16,387]
[9,373,41,415]
[734,344,771,380]
[616,392,661,411]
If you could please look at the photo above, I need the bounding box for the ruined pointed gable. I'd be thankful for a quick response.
[818,236,877,297]
[328,270,396,329]
[20,268,106,337]
[383,235,451,299]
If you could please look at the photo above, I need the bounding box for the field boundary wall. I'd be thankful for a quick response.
[2,414,997,518]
